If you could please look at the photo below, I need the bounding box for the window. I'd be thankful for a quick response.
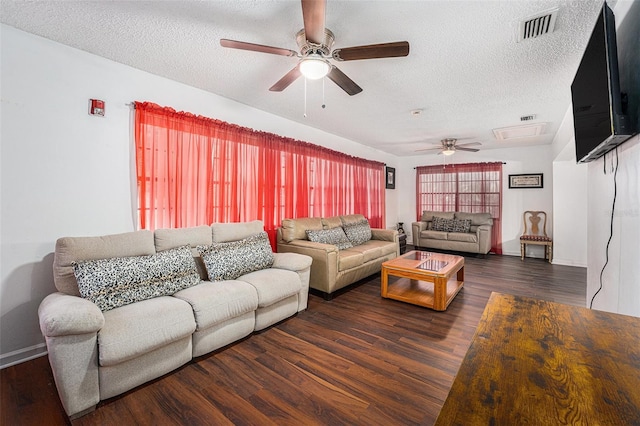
[134,102,385,248]
[416,162,503,254]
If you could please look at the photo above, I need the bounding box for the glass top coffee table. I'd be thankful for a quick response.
[381,250,464,311]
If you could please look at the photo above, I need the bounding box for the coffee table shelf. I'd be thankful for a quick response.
[381,251,464,311]
[384,276,463,309]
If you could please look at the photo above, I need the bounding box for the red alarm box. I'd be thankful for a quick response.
[89,99,105,116]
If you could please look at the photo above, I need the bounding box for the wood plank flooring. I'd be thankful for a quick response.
[1,253,586,426]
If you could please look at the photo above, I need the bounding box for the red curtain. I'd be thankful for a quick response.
[415,162,503,254]
[134,102,385,248]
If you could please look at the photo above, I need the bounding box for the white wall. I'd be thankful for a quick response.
[0,25,400,367]
[586,136,640,315]
[551,107,588,267]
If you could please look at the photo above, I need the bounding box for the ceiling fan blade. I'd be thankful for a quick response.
[269,66,302,92]
[332,41,410,61]
[220,39,298,57]
[457,142,482,148]
[301,0,326,44]
[327,66,363,96]
[415,146,443,152]
[456,147,480,152]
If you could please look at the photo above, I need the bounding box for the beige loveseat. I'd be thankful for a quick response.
[38,221,312,419]
[276,214,399,299]
[412,211,493,255]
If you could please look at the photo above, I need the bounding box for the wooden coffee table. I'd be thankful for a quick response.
[381,250,464,311]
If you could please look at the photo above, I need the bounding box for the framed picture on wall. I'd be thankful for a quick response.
[509,173,543,189]
[386,167,396,189]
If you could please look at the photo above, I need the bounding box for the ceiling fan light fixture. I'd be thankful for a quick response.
[442,149,456,156]
[299,54,330,80]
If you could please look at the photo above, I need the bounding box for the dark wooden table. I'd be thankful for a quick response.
[435,292,640,425]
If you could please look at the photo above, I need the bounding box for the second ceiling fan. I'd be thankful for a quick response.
[220,0,410,96]
[416,138,482,155]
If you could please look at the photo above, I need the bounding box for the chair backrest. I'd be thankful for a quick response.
[522,211,548,237]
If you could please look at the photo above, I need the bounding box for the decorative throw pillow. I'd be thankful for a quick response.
[306,227,353,250]
[342,220,372,246]
[450,219,472,233]
[431,216,454,232]
[73,245,200,312]
[197,231,274,281]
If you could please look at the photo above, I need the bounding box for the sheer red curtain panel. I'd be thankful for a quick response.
[134,102,386,247]
[415,162,503,254]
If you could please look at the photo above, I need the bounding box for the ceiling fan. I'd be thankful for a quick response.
[219,0,410,96]
[416,138,482,156]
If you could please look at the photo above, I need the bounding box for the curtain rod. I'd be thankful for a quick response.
[414,162,507,169]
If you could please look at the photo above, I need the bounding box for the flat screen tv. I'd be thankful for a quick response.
[571,3,633,163]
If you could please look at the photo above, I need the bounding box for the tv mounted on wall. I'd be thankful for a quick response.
[571,2,633,164]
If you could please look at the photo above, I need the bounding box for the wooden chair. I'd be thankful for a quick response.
[520,211,553,263]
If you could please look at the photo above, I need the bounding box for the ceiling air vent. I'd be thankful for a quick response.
[518,8,559,42]
[493,123,547,140]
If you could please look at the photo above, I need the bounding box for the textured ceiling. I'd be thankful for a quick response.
[1,0,607,156]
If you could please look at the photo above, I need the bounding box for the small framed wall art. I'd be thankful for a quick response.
[385,167,396,189]
[509,173,543,189]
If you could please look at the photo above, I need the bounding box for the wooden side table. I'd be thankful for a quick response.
[398,233,407,254]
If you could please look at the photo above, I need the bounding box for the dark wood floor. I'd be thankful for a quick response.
[1,253,586,426]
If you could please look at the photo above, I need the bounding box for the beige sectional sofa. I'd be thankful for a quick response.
[277,214,399,299]
[412,211,493,255]
[38,221,312,419]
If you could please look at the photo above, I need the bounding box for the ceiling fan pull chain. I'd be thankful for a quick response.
[304,77,307,118]
[322,78,326,109]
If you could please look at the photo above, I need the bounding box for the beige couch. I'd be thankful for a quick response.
[277,214,399,299]
[38,221,312,419]
[412,211,493,255]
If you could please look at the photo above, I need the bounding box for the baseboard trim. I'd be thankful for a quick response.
[0,343,47,369]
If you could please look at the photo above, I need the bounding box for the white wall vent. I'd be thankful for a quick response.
[518,8,559,42]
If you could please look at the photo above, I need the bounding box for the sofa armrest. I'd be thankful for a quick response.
[39,292,104,337]
[476,224,493,254]
[38,293,103,418]
[412,221,427,246]
[371,228,398,242]
[272,252,313,272]
[277,240,339,295]
[272,252,313,311]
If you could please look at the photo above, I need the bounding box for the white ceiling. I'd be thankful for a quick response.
[1,0,607,156]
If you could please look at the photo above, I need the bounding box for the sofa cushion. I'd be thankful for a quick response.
[239,268,301,308]
[154,226,212,251]
[73,245,201,312]
[54,230,156,296]
[306,227,353,250]
[455,212,493,226]
[338,250,364,271]
[448,232,478,243]
[342,220,372,246]
[99,296,196,366]
[421,211,455,222]
[321,216,343,230]
[198,232,274,281]
[450,219,472,233]
[211,220,265,243]
[281,217,323,242]
[340,214,368,226]
[431,217,455,232]
[173,280,258,330]
[154,225,212,280]
[421,230,449,240]
[345,240,384,263]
